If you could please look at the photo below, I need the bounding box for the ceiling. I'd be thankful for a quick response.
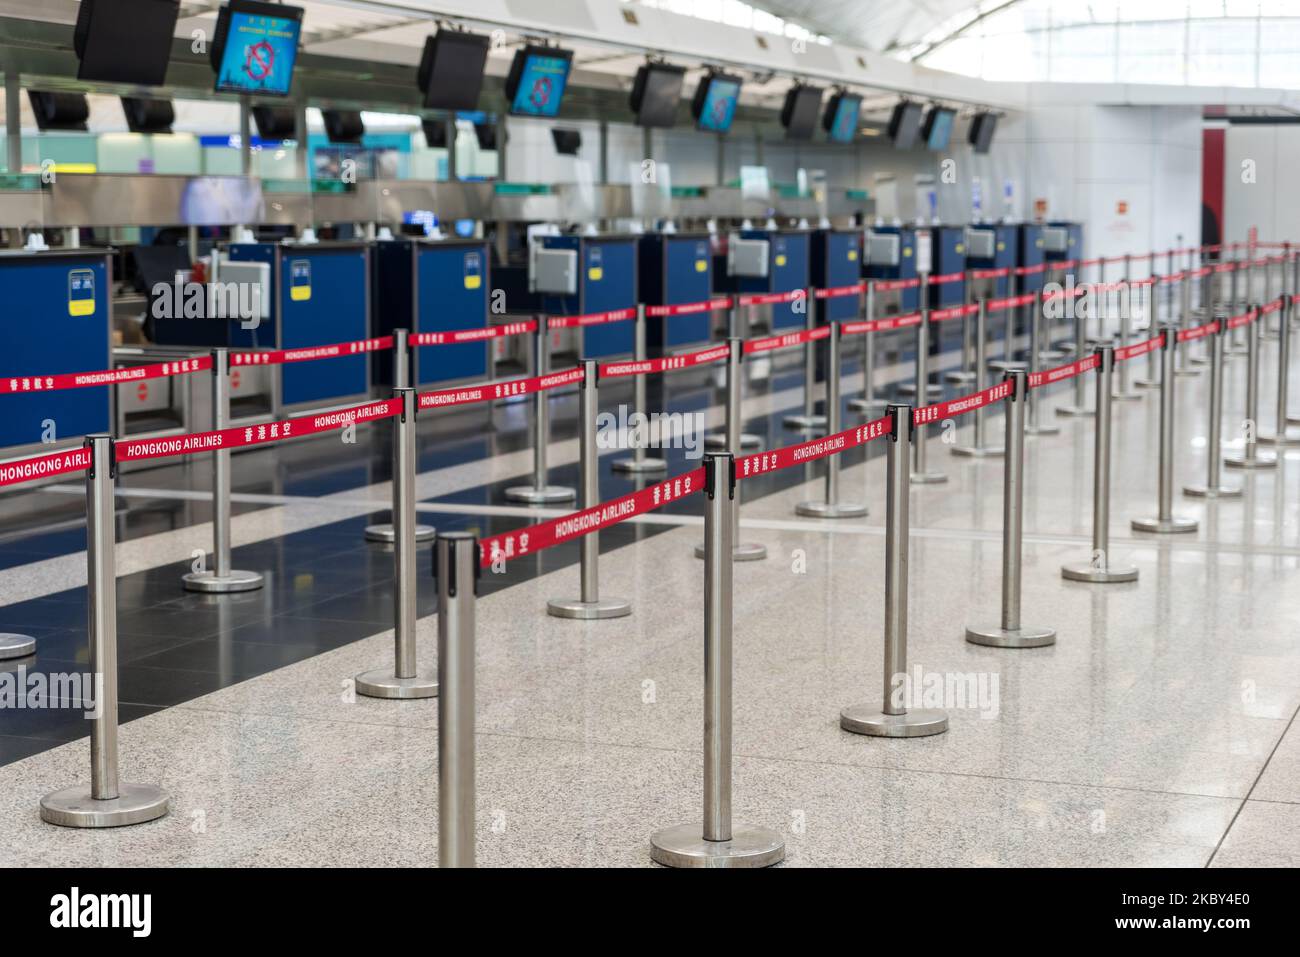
[747,0,989,54]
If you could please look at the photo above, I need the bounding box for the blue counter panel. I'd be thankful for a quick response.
[640,234,713,351]
[812,230,861,323]
[231,243,370,407]
[0,252,111,448]
[415,242,489,385]
[541,236,637,358]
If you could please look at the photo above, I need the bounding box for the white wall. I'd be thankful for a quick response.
[1223,124,1300,247]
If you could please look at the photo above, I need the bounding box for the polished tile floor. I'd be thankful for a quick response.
[1,317,1298,867]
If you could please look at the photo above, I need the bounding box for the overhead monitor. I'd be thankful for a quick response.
[823,92,861,144]
[75,0,179,86]
[27,91,89,132]
[422,118,449,149]
[630,63,685,128]
[253,104,297,140]
[122,97,175,134]
[692,72,742,134]
[781,84,823,141]
[887,100,924,149]
[551,128,582,155]
[322,109,364,144]
[211,0,304,97]
[504,45,573,118]
[417,29,490,111]
[969,112,998,153]
[922,107,955,151]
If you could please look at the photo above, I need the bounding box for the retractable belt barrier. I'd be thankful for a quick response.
[3,356,213,394]
[598,343,730,380]
[230,337,393,367]
[645,297,733,317]
[545,307,638,330]
[417,366,584,410]
[410,320,537,346]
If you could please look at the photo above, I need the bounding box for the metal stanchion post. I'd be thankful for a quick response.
[0,632,35,659]
[356,388,439,698]
[849,281,886,414]
[840,404,948,737]
[1062,347,1138,583]
[612,304,668,474]
[548,360,632,618]
[797,322,867,518]
[947,271,976,384]
[966,371,1057,648]
[1113,270,1142,401]
[366,329,436,544]
[41,435,170,827]
[697,339,767,561]
[1025,292,1060,436]
[911,307,947,484]
[1132,326,1199,534]
[505,319,575,504]
[1135,274,1161,389]
[898,271,942,400]
[1174,275,1198,377]
[182,348,264,593]
[1226,304,1277,468]
[1183,321,1241,498]
[651,452,784,868]
[436,531,477,868]
[1056,296,1094,417]
[952,299,1005,457]
[705,303,762,452]
[1261,261,1300,443]
[783,287,827,431]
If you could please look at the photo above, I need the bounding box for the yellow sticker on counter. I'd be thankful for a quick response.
[588,267,603,281]
[997,241,1005,252]
[1036,239,1044,248]
[848,250,858,261]
[903,247,913,257]
[775,255,787,267]
[695,259,708,272]
[289,259,311,302]
[464,275,482,290]
[956,243,965,254]
[67,268,95,317]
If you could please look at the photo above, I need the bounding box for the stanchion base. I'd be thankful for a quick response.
[0,633,36,660]
[782,413,827,431]
[546,597,633,620]
[182,569,264,594]
[839,706,948,737]
[1173,367,1202,377]
[910,470,948,485]
[987,359,1017,374]
[1189,355,1210,366]
[1111,391,1144,402]
[1024,423,1061,436]
[364,523,436,544]
[611,456,668,474]
[354,669,439,700]
[40,782,169,829]
[944,370,975,384]
[693,542,767,561]
[897,383,944,399]
[1183,484,1243,499]
[1224,452,1278,469]
[1256,431,1300,447]
[794,500,868,518]
[705,432,763,451]
[649,823,785,868]
[1133,379,1159,389]
[951,444,1005,458]
[965,623,1057,648]
[1061,561,1139,584]
[848,396,889,413]
[1130,516,1198,534]
[1054,405,1094,418]
[504,485,575,505]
